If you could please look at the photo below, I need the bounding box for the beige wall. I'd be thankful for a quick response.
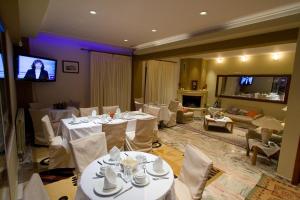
[277,31,300,180]
[5,31,19,200]
[205,51,295,120]
[180,58,205,90]
[29,36,91,107]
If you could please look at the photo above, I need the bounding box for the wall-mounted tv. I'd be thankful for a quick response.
[16,55,57,82]
[0,53,4,79]
[240,76,253,86]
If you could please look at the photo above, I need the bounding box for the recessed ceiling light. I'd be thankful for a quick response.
[89,10,96,15]
[271,52,282,60]
[240,55,249,62]
[124,39,128,42]
[200,11,207,16]
[152,29,157,32]
[216,57,224,63]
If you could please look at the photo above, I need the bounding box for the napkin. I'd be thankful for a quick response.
[72,114,78,123]
[138,108,142,113]
[109,146,120,161]
[153,157,163,172]
[91,110,97,117]
[103,167,117,190]
[116,108,121,114]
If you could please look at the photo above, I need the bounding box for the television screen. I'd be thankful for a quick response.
[17,55,57,81]
[240,76,253,85]
[0,53,4,78]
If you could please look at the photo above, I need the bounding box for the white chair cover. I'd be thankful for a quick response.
[134,97,144,103]
[23,173,50,200]
[165,100,179,127]
[143,105,161,142]
[29,108,50,145]
[70,132,108,173]
[134,101,144,111]
[176,145,213,200]
[102,105,120,114]
[125,118,156,152]
[102,122,128,151]
[79,107,99,117]
[41,115,55,144]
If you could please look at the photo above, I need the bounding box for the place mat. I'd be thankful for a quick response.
[246,174,300,200]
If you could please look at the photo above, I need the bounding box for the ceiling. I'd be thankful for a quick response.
[37,0,300,49]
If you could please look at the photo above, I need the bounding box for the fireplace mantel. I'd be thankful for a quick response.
[177,89,208,108]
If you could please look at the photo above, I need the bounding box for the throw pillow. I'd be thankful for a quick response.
[247,111,258,118]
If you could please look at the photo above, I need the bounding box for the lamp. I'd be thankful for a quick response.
[252,117,284,144]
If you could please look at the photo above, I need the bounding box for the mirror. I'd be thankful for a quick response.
[216,75,291,104]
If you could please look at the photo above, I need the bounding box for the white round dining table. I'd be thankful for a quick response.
[79,151,174,200]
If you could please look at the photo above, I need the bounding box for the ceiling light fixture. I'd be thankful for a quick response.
[271,52,282,60]
[89,10,96,15]
[152,29,157,32]
[216,57,224,63]
[200,11,207,16]
[240,55,249,62]
[124,39,128,42]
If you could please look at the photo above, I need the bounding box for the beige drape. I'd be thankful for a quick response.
[90,52,132,111]
[144,60,179,104]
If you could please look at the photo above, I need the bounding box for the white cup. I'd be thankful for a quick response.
[134,171,146,184]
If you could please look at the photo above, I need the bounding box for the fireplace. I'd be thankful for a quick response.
[182,95,201,108]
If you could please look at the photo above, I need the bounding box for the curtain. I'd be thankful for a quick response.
[145,60,179,104]
[90,52,132,111]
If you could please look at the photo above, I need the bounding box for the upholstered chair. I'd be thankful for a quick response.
[79,106,99,117]
[102,105,120,114]
[125,118,156,152]
[177,108,194,123]
[23,173,50,200]
[174,145,213,200]
[165,100,180,127]
[41,115,73,169]
[102,121,128,151]
[69,132,108,174]
[29,108,50,145]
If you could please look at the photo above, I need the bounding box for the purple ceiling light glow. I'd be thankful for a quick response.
[30,32,133,56]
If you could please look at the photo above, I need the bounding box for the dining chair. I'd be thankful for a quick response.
[69,132,108,174]
[143,105,160,142]
[135,101,144,111]
[79,106,99,117]
[23,173,50,200]
[102,121,128,151]
[164,100,180,127]
[125,118,156,152]
[29,108,50,145]
[102,105,120,114]
[174,145,213,200]
[41,115,73,169]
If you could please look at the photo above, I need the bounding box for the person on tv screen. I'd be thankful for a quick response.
[24,59,49,80]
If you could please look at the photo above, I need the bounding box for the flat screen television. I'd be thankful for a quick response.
[0,53,4,79]
[16,55,57,81]
[240,76,253,85]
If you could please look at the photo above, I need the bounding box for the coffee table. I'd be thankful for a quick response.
[204,115,234,133]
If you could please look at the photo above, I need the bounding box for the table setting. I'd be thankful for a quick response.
[80,147,174,200]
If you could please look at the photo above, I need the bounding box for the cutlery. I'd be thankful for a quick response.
[113,186,133,199]
[152,177,169,180]
[117,173,127,183]
[124,152,129,156]
[94,173,104,178]
[97,161,102,165]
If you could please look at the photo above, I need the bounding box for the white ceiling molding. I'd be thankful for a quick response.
[134,2,300,51]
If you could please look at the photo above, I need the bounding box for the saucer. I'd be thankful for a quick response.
[93,178,123,196]
[146,164,169,177]
[131,176,150,187]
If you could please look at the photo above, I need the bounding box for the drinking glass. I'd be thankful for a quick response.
[123,166,132,181]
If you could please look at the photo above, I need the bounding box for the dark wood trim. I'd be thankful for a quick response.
[134,29,299,61]
[80,48,133,57]
[154,59,178,63]
[215,74,291,104]
[292,137,300,185]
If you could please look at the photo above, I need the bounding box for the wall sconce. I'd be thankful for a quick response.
[240,55,249,62]
[271,52,282,60]
[216,57,224,64]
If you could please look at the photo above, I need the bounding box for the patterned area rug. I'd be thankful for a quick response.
[152,144,223,184]
[39,168,75,185]
[246,174,300,200]
[177,120,248,148]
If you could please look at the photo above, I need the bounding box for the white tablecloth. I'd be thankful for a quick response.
[80,151,174,200]
[49,107,79,122]
[61,112,157,142]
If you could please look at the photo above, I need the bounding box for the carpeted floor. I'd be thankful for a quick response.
[246,174,300,200]
[177,119,249,148]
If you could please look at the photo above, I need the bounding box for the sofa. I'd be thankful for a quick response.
[223,105,264,127]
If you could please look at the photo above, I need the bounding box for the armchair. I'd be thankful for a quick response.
[177,108,194,123]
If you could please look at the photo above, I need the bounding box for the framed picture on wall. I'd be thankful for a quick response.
[191,80,198,90]
[62,60,79,73]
